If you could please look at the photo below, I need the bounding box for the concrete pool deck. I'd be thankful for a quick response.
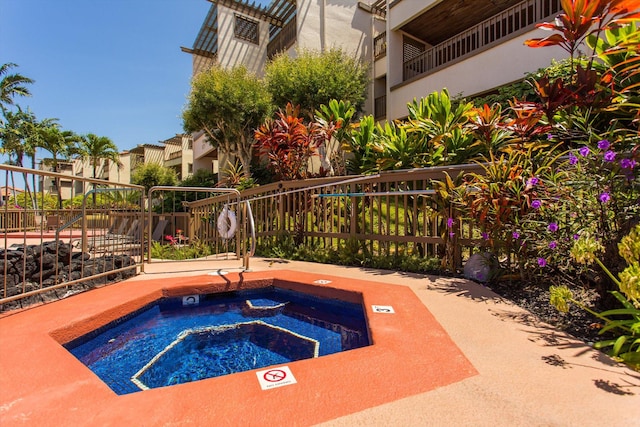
[1,257,639,426]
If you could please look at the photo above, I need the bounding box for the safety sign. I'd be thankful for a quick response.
[372,305,395,313]
[182,295,200,306]
[256,366,297,390]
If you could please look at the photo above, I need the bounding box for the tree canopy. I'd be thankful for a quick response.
[131,162,178,192]
[0,63,34,115]
[265,48,369,117]
[182,65,272,178]
[77,133,121,178]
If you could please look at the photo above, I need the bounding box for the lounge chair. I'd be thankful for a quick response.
[88,219,141,252]
[151,220,168,242]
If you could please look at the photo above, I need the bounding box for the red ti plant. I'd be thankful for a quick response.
[255,103,337,180]
[525,0,640,73]
[505,100,553,144]
[522,1,637,121]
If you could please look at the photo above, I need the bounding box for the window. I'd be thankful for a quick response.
[188,163,193,174]
[235,14,259,44]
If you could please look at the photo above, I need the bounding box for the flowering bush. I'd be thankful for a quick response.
[550,225,640,369]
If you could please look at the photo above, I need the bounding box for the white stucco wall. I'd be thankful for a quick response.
[387,29,567,119]
[297,0,371,60]
[388,0,440,30]
[216,5,269,76]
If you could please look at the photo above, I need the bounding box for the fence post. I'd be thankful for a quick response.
[349,183,357,237]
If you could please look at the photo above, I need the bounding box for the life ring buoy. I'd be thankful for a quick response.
[217,205,237,239]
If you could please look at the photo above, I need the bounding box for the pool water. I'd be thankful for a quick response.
[64,287,370,394]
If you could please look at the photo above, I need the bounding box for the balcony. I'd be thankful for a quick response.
[374,32,386,60]
[267,16,296,59]
[402,0,561,81]
[167,151,183,161]
[374,95,387,120]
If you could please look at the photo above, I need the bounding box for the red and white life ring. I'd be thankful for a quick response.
[217,205,237,239]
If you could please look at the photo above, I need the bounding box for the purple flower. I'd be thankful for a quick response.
[579,146,590,157]
[599,192,611,203]
[481,232,489,240]
[547,133,554,140]
[569,153,578,165]
[449,231,455,238]
[549,241,557,249]
[531,200,542,209]
[603,150,616,162]
[537,257,547,267]
[573,233,580,240]
[527,176,540,187]
[512,231,520,240]
[548,222,558,232]
[447,217,454,228]
[621,158,637,169]
[597,139,610,150]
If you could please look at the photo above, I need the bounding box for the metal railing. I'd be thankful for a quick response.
[374,32,387,60]
[403,0,562,80]
[1,164,145,309]
[374,95,387,120]
[267,16,297,59]
[234,165,485,267]
[146,186,257,269]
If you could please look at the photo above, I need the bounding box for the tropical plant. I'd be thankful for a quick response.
[265,48,369,117]
[182,65,272,179]
[255,103,331,180]
[550,225,640,369]
[524,0,640,76]
[9,191,58,212]
[131,162,177,193]
[372,120,430,171]
[340,114,379,174]
[216,160,257,190]
[587,21,640,125]
[77,133,120,179]
[36,124,82,208]
[314,99,356,175]
[0,63,33,115]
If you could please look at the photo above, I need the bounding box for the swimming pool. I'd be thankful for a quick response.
[64,287,370,394]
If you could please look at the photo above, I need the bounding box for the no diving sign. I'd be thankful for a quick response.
[256,366,297,390]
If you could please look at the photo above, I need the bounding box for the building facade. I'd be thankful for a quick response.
[38,134,194,202]
[184,0,566,121]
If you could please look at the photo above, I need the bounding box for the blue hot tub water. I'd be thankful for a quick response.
[64,287,370,394]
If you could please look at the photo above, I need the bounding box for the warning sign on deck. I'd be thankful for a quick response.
[256,366,297,390]
[372,305,395,313]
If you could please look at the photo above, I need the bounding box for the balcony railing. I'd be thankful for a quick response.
[374,95,387,120]
[267,17,297,59]
[167,151,182,161]
[403,0,561,81]
[374,32,387,60]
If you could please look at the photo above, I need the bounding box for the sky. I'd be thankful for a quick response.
[1,0,211,159]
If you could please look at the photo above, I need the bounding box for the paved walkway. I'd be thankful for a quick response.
[1,257,638,426]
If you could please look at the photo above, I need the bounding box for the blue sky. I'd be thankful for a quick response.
[1,0,211,157]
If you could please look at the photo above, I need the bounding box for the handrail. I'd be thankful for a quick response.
[147,186,243,264]
[243,200,256,270]
[56,187,144,239]
[403,0,561,80]
[55,213,83,236]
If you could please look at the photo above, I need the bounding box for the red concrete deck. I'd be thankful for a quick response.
[1,258,639,426]
[0,269,475,426]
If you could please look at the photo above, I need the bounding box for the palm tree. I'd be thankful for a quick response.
[0,108,40,208]
[78,133,120,179]
[78,133,121,206]
[0,63,34,115]
[37,125,81,208]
